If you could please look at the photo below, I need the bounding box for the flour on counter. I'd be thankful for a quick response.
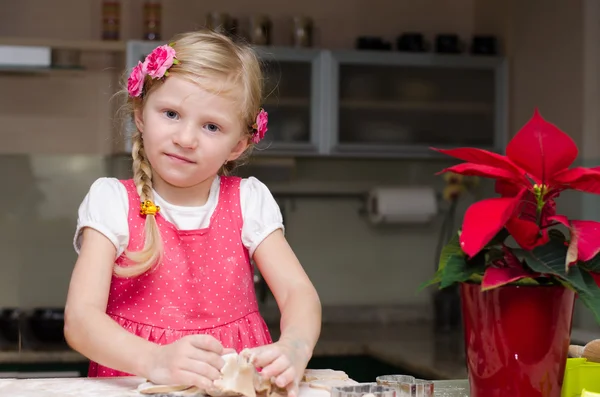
[1,366,351,397]
[0,376,143,396]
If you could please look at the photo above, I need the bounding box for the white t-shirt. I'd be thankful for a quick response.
[73,176,284,259]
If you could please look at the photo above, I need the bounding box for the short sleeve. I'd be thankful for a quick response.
[73,177,130,259]
[239,177,284,257]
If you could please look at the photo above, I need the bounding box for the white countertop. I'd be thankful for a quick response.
[0,376,144,396]
[0,377,332,397]
[0,377,470,397]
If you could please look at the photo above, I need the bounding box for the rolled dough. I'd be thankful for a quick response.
[137,353,355,397]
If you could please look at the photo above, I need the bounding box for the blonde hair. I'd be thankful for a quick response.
[113,29,264,278]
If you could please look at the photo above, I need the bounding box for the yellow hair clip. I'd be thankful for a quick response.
[140,200,160,216]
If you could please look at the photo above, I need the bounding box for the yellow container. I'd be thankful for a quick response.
[562,358,600,397]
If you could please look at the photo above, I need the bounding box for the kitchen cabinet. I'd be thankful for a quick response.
[125,41,507,158]
[253,46,327,156]
[327,50,507,158]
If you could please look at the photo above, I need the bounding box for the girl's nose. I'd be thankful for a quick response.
[172,123,197,149]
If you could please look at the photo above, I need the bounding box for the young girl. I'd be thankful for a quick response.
[64,30,321,397]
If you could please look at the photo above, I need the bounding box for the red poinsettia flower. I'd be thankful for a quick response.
[549,215,600,270]
[434,109,600,257]
[495,179,559,251]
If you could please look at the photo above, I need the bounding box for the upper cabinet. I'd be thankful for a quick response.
[328,50,507,158]
[125,41,507,158]
[252,47,325,156]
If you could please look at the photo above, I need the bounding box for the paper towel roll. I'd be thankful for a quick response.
[367,186,437,224]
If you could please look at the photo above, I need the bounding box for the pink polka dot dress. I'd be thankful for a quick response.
[88,176,273,377]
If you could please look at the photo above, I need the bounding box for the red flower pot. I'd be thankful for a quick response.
[460,282,575,397]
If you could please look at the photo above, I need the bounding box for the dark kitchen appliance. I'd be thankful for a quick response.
[0,308,21,345]
[470,35,498,55]
[396,33,428,52]
[28,308,66,345]
[355,36,391,51]
[434,34,462,54]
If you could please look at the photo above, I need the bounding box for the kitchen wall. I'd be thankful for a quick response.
[1,0,599,331]
[0,155,110,308]
[0,153,476,311]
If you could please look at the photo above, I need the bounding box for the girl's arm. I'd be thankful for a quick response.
[65,227,158,375]
[250,229,322,395]
[64,227,225,387]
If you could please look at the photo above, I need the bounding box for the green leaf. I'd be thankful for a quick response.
[418,268,443,291]
[418,253,477,291]
[548,228,567,243]
[469,273,483,283]
[556,278,578,293]
[512,277,540,286]
[584,253,600,272]
[440,254,471,288]
[522,240,600,324]
[437,232,462,272]
[520,240,569,278]
[567,268,600,325]
[419,230,491,291]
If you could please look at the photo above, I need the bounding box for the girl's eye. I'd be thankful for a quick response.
[164,110,179,119]
[205,123,220,133]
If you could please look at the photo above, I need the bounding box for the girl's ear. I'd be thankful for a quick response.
[134,107,144,133]
[227,137,250,162]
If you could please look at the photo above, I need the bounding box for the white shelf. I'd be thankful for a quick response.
[0,67,88,76]
[0,37,126,52]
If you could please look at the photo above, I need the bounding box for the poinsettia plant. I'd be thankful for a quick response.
[423,109,600,323]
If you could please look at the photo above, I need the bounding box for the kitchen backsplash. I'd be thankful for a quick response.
[0,153,588,326]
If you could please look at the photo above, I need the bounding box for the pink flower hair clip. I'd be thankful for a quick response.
[252,108,268,143]
[128,43,180,98]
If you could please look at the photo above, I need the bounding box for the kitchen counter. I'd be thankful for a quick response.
[0,322,468,380]
[0,376,469,396]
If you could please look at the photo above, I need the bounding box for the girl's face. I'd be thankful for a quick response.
[134,75,249,190]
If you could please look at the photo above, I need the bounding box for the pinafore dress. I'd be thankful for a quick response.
[88,176,272,377]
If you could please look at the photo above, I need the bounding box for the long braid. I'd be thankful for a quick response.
[113,131,164,278]
[132,131,154,203]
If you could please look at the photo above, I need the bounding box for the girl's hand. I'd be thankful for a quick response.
[245,339,311,397]
[143,334,228,389]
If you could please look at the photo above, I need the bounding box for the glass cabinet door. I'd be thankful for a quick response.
[253,47,323,155]
[330,51,506,156]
